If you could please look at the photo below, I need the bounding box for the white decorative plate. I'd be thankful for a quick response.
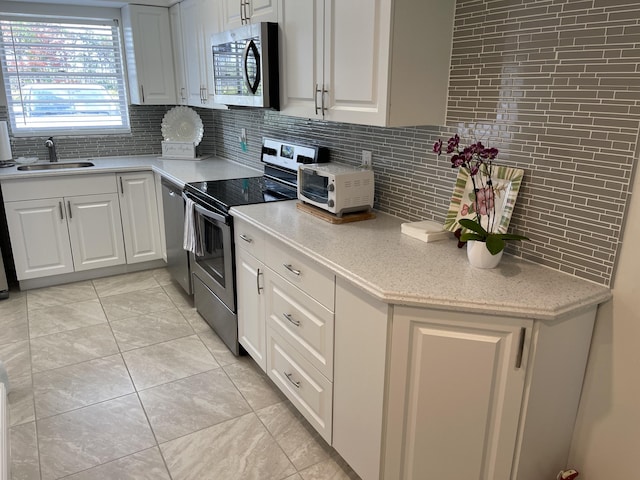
[161,106,204,146]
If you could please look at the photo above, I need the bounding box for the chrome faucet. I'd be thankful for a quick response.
[44,137,58,162]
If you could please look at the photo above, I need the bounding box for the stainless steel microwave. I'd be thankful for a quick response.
[211,22,279,109]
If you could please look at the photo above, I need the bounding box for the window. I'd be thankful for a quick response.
[0,16,130,136]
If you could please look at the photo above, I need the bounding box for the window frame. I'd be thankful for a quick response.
[0,13,131,137]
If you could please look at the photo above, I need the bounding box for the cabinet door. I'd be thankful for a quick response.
[222,0,278,30]
[170,3,188,105]
[279,0,324,118]
[122,5,177,105]
[180,0,223,108]
[250,0,278,22]
[179,0,206,106]
[237,248,267,370]
[4,198,74,280]
[385,307,532,480]
[323,0,391,125]
[118,172,163,264]
[67,194,126,271]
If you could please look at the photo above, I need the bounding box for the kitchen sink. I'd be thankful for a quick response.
[17,161,95,171]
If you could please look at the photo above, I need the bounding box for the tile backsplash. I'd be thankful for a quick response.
[0,105,216,161]
[4,0,640,287]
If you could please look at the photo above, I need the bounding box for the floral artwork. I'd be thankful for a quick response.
[434,134,527,255]
[448,165,523,234]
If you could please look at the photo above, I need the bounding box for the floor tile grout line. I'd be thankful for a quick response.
[25,289,44,480]
[90,277,174,480]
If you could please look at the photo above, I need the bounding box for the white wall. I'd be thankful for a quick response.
[568,166,640,477]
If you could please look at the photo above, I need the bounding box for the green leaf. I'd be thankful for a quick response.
[460,233,485,242]
[459,218,488,236]
[486,235,505,255]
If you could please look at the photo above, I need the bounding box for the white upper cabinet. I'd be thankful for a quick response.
[174,0,226,108]
[169,4,188,105]
[121,5,177,105]
[222,0,278,30]
[280,0,454,127]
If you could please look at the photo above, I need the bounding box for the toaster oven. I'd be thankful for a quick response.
[298,164,374,216]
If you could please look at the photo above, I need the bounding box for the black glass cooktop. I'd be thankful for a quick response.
[184,176,297,213]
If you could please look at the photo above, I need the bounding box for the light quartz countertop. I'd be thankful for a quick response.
[0,155,262,186]
[231,201,612,321]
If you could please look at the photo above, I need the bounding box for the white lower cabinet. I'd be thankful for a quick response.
[66,193,126,271]
[5,198,76,279]
[236,247,267,370]
[232,217,598,480]
[234,217,336,442]
[266,327,333,443]
[384,307,532,480]
[333,277,388,480]
[118,172,163,264]
[3,175,127,280]
[2,172,163,282]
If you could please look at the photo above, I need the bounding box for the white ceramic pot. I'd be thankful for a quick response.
[466,240,503,269]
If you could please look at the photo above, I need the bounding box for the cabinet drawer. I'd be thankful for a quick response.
[266,270,334,380]
[2,174,118,202]
[264,237,335,311]
[266,328,332,443]
[234,218,265,260]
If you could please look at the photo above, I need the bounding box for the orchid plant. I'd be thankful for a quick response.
[433,134,528,255]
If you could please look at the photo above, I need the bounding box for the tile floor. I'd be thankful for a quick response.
[0,269,360,480]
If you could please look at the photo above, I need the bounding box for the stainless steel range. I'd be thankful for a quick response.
[183,138,328,354]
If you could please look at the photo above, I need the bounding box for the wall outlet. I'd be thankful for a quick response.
[362,150,372,168]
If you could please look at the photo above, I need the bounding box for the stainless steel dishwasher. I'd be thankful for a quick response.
[161,178,192,295]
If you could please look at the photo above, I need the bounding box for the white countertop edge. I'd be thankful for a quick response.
[0,155,263,187]
[230,207,612,322]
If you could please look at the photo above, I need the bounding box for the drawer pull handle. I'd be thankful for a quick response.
[283,313,300,327]
[284,372,300,389]
[239,234,253,243]
[283,264,301,276]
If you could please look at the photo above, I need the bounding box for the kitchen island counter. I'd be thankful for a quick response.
[231,200,611,321]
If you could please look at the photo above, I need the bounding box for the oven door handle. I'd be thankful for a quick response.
[194,204,227,224]
[183,192,228,224]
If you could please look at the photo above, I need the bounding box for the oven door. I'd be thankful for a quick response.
[190,202,236,312]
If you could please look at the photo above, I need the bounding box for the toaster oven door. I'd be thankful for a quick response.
[299,170,330,205]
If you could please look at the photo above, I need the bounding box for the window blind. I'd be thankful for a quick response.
[0,16,130,136]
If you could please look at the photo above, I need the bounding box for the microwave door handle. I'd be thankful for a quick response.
[243,39,261,95]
